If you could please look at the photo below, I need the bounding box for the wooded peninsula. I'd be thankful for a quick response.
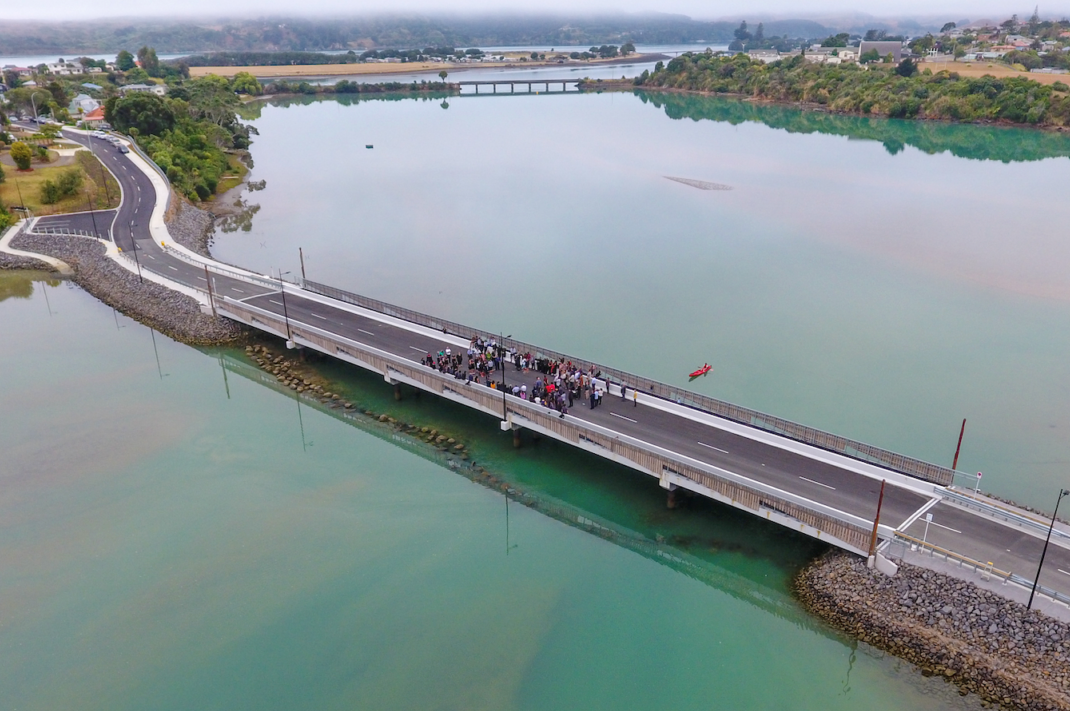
[633,52,1070,127]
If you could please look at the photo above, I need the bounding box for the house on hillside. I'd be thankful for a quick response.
[747,49,781,63]
[119,83,167,97]
[81,107,106,128]
[68,93,100,115]
[859,40,905,62]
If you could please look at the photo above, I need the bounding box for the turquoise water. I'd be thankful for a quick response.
[215,91,1070,511]
[0,272,982,710]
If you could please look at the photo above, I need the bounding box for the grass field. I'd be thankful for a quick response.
[1,150,120,216]
[920,60,1069,86]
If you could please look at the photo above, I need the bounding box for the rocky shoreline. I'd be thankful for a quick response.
[796,552,1070,710]
[164,195,215,258]
[0,250,57,272]
[11,231,244,346]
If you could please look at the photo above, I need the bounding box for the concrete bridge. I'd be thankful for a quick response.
[457,79,581,94]
[15,124,1070,611]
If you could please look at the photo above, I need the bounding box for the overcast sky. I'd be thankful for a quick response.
[2,1,1066,23]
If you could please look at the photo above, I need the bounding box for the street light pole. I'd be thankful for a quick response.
[278,270,293,343]
[1028,488,1068,610]
[30,91,47,124]
[85,192,100,239]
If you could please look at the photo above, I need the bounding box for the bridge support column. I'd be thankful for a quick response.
[667,489,679,509]
[513,428,521,448]
[511,83,514,93]
[394,383,402,401]
[493,84,496,94]
[475,85,479,94]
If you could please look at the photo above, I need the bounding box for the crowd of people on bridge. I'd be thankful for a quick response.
[421,335,609,418]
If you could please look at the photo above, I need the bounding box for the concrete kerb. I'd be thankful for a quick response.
[0,220,73,274]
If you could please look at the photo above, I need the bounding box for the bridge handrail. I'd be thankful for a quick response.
[300,277,955,487]
[942,489,1070,543]
[894,531,1070,606]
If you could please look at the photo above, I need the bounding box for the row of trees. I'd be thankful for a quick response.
[102,72,259,200]
[637,52,1070,126]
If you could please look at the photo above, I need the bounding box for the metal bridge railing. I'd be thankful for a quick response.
[891,532,1070,606]
[301,278,955,487]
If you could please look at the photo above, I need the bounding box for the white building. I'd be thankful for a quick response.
[68,93,100,114]
[120,83,167,97]
[747,49,782,63]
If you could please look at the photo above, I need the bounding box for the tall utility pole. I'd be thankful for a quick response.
[868,480,887,558]
[299,247,306,282]
[952,418,967,470]
[1029,489,1068,610]
[85,192,100,239]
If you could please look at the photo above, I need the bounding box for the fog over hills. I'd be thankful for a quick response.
[0,11,990,55]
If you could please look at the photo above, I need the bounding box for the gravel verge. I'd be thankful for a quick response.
[796,552,1070,710]
[12,232,244,345]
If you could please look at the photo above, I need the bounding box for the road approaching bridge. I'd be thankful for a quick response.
[23,125,1070,607]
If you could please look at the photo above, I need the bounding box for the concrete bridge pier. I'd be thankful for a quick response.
[385,374,402,400]
[500,417,521,447]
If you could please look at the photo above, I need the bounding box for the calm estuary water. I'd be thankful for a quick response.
[4,88,1068,709]
[219,90,1070,511]
[1,272,981,709]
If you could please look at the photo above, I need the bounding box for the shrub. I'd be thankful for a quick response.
[10,142,32,170]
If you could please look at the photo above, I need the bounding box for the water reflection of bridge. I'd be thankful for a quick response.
[219,353,831,636]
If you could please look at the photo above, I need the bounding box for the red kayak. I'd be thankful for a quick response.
[689,363,712,378]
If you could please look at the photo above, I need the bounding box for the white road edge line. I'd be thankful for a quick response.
[799,476,836,491]
[930,521,962,534]
[610,412,638,423]
[1059,569,1070,577]
[697,441,729,454]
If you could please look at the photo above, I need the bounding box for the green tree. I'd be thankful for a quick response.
[530,51,538,60]
[896,58,919,77]
[734,21,751,41]
[621,42,636,55]
[821,33,851,47]
[941,22,957,33]
[860,49,881,64]
[38,123,61,143]
[754,23,764,42]
[438,70,448,81]
[137,46,161,76]
[104,93,175,136]
[10,142,32,170]
[0,162,5,184]
[230,71,263,95]
[116,50,136,71]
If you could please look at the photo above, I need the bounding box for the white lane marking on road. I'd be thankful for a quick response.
[269,300,282,306]
[930,521,962,534]
[311,313,328,320]
[409,346,425,352]
[1059,569,1070,577]
[167,265,178,271]
[357,328,376,336]
[610,412,638,423]
[231,288,245,293]
[697,442,729,454]
[197,277,207,281]
[144,254,155,259]
[799,476,836,491]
